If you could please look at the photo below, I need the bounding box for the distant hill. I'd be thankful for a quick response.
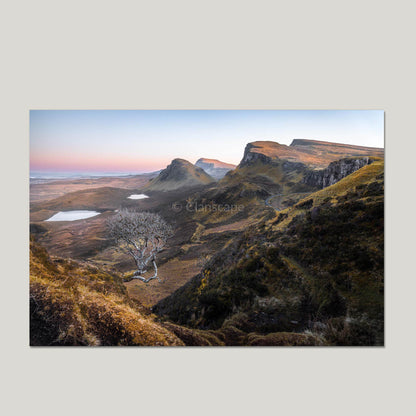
[30,172,157,202]
[195,158,236,179]
[144,158,215,191]
[31,186,132,213]
[241,139,384,169]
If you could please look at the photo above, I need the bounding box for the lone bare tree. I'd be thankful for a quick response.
[107,210,174,283]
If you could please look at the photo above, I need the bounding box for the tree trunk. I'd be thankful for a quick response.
[132,259,161,283]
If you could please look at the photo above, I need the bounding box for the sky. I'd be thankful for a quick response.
[30,110,384,174]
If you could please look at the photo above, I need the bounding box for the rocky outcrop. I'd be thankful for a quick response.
[239,143,311,174]
[195,158,236,179]
[303,157,375,189]
[240,148,273,166]
[240,140,384,169]
[240,142,296,166]
[145,158,214,191]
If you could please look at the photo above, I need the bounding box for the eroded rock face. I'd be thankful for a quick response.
[240,143,308,172]
[240,143,275,166]
[195,158,236,179]
[303,157,375,189]
[240,140,384,169]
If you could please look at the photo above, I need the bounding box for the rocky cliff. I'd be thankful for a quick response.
[303,157,375,189]
[195,158,236,179]
[240,141,301,166]
[239,140,384,169]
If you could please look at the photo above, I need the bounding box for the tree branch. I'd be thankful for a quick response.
[107,210,172,284]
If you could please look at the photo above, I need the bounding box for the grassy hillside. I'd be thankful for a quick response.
[30,238,184,346]
[33,238,313,346]
[155,161,384,346]
[221,158,317,195]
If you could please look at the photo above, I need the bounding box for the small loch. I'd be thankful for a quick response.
[45,210,101,222]
[127,194,149,200]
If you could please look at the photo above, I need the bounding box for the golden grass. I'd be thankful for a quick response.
[309,160,384,205]
[30,240,184,346]
[271,160,384,232]
[124,258,202,308]
[190,223,205,243]
[202,218,258,236]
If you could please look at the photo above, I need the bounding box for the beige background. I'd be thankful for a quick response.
[0,1,414,415]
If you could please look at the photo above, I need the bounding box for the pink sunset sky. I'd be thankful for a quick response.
[30,110,384,174]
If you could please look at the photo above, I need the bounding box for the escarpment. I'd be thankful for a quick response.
[303,157,376,189]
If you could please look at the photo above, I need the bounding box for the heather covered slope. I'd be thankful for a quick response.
[32,238,311,346]
[155,161,384,346]
[29,239,184,346]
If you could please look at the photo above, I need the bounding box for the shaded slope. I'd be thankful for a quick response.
[32,239,309,346]
[221,156,317,196]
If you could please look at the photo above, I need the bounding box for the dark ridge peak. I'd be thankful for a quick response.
[171,158,192,165]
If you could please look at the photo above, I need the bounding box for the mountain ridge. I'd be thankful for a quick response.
[144,158,215,191]
[240,139,384,169]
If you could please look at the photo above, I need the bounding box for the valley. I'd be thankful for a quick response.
[30,139,384,346]
[30,172,158,202]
